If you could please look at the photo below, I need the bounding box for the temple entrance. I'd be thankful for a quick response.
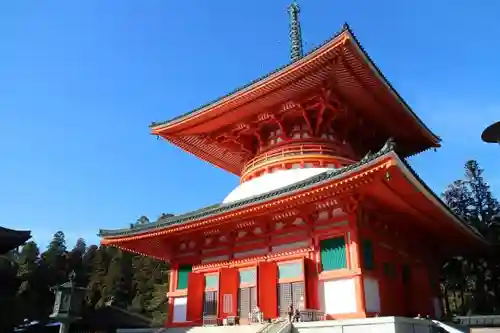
[238,287,257,321]
[203,291,218,316]
[277,282,305,317]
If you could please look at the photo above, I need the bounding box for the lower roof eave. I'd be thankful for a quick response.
[100,142,490,250]
[100,148,397,243]
[390,153,491,248]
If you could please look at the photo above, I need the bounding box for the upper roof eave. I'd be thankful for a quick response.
[149,24,440,145]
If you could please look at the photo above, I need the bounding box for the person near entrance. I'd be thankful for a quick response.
[293,308,301,323]
[287,303,294,322]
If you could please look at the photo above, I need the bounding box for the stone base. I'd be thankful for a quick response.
[292,316,470,333]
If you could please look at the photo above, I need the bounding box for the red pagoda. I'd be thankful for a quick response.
[100,3,489,327]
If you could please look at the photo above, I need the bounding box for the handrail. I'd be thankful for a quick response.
[453,315,500,327]
[243,143,353,174]
[258,318,289,333]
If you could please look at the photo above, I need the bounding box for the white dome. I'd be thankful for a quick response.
[222,167,335,204]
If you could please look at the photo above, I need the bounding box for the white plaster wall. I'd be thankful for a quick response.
[321,278,357,315]
[363,277,381,313]
[172,297,188,323]
[223,168,333,204]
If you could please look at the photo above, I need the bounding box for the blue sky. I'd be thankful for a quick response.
[0,0,498,250]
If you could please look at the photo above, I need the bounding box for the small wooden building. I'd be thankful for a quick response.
[0,226,31,254]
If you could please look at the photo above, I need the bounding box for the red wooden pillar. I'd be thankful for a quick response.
[258,261,278,319]
[393,261,405,316]
[218,267,239,319]
[304,258,318,309]
[410,264,432,317]
[165,266,177,327]
[377,245,391,315]
[187,272,205,323]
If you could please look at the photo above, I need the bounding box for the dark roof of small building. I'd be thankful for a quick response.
[0,226,31,253]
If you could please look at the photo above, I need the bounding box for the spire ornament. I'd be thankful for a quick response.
[288,1,304,62]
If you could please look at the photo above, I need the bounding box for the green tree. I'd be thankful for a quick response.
[41,231,68,285]
[85,245,109,309]
[443,160,500,235]
[0,252,22,331]
[16,241,44,321]
[148,283,169,326]
[101,247,134,308]
[66,238,87,285]
[441,160,500,315]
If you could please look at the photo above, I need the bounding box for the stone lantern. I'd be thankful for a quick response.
[50,271,88,333]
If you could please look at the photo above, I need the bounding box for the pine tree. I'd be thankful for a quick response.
[73,238,87,254]
[0,252,22,331]
[16,241,43,321]
[130,256,155,313]
[41,231,68,285]
[66,238,87,286]
[464,160,500,231]
[102,247,134,308]
[149,283,169,326]
[85,245,109,309]
[443,160,500,234]
[441,160,500,315]
[82,245,98,286]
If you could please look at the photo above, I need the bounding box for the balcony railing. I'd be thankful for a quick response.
[242,143,354,178]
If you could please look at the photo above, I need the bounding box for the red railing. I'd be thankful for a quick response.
[242,143,354,177]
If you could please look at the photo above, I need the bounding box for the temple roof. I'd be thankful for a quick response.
[0,227,31,253]
[99,140,486,248]
[149,24,441,175]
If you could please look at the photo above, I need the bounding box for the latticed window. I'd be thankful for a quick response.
[238,286,257,318]
[177,265,192,290]
[320,237,347,271]
[277,282,305,316]
[203,291,218,315]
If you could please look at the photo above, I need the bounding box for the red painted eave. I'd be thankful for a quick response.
[386,155,490,251]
